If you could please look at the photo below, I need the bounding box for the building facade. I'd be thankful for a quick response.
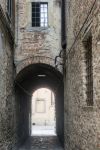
[64,0,100,149]
[15,0,62,73]
[32,88,55,126]
[0,0,16,149]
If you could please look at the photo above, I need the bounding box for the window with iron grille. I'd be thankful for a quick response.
[84,36,93,106]
[7,0,12,18]
[32,2,48,27]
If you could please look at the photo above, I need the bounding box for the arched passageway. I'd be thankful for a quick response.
[15,63,64,149]
[31,88,56,136]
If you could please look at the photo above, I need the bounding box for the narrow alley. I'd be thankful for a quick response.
[0,0,100,150]
[19,136,63,150]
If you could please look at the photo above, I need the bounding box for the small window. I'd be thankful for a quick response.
[7,0,12,18]
[84,35,93,106]
[35,99,46,113]
[32,2,48,27]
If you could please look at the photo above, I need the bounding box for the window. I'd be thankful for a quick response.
[84,35,93,106]
[32,2,48,27]
[35,99,46,113]
[7,0,12,18]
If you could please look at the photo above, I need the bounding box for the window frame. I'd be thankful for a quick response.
[35,98,46,113]
[83,35,93,106]
[31,2,48,28]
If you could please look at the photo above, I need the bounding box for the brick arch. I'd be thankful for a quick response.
[16,56,62,75]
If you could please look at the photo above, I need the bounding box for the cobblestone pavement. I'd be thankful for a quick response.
[19,136,63,150]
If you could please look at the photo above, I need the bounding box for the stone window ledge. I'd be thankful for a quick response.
[26,26,50,32]
[81,106,97,112]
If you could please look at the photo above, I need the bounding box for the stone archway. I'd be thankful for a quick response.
[16,56,62,75]
[15,63,64,148]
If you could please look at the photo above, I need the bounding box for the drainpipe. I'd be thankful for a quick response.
[54,0,66,69]
[61,0,66,50]
[16,0,19,47]
[14,0,19,67]
[61,0,67,78]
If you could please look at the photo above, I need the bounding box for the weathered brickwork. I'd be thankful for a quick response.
[16,56,60,74]
[15,0,62,71]
[65,0,100,149]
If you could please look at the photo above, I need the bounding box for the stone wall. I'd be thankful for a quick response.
[15,85,30,148]
[0,0,15,32]
[15,0,62,70]
[64,0,100,149]
[0,3,16,150]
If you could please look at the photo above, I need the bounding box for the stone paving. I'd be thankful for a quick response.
[19,136,63,150]
[31,125,56,136]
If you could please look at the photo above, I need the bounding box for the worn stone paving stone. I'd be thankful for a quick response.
[19,136,63,150]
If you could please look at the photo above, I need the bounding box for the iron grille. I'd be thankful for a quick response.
[32,2,48,27]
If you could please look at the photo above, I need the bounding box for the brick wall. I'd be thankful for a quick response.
[15,0,62,71]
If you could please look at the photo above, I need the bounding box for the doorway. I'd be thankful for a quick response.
[31,88,56,136]
[15,63,64,149]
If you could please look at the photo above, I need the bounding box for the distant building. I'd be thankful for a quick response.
[32,88,55,126]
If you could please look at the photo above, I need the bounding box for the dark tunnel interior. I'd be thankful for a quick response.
[15,63,64,147]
